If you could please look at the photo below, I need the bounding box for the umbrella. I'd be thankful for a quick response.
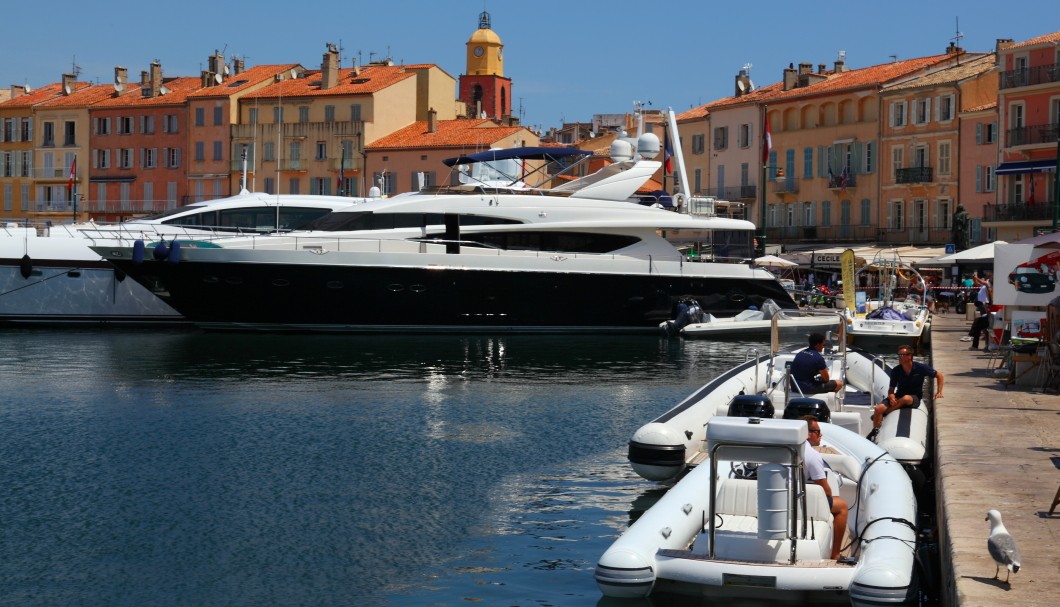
[916,241,1006,266]
[1011,231,1060,249]
[754,254,797,267]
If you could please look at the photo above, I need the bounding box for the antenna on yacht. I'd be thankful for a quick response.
[239,145,249,194]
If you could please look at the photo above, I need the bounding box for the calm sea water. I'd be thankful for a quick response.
[0,328,828,607]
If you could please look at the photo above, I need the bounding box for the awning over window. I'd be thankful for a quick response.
[994,159,1057,175]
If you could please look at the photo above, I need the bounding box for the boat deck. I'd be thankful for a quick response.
[657,550,847,568]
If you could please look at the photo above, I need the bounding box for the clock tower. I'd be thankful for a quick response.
[459,11,512,120]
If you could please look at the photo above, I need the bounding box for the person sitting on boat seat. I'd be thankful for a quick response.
[800,415,849,561]
[790,333,844,394]
[868,346,943,441]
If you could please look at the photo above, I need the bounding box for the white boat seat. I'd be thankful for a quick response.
[715,478,758,517]
[830,411,862,436]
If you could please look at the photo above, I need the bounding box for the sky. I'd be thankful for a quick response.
[2,1,1056,134]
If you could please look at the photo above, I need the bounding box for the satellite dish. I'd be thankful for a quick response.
[289,68,298,79]
[737,80,746,93]
[62,84,71,95]
[113,82,124,93]
[747,79,756,92]
[213,73,223,84]
[159,85,171,95]
[24,84,32,93]
[223,64,231,76]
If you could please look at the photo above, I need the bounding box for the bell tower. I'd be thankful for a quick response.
[459,11,512,120]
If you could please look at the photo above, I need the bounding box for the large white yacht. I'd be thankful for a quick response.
[94,111,797,333]
[0,191,369,324]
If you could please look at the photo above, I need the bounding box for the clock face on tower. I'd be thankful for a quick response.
[473,46,484,57]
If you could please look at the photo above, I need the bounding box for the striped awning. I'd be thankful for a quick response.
[994,159,1057,174]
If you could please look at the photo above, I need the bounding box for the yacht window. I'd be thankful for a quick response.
[458,231,639,254]
[300,212,523,232]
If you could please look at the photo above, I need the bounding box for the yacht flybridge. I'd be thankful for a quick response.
[94,109,796,333]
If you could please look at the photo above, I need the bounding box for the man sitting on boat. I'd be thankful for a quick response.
[790,332,844,394]
[868,346,944,441]
[800,415,849,560]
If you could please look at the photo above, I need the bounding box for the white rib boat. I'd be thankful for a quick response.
[596,417,919,605]
[841,251,932,351]
[672,299,841,338]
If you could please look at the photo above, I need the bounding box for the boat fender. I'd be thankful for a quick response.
[114,268,126,282]
[153,241,170,261]
[167,240,181,264]
[132,240,145,264]
[757,463,789,540]
[19,254,32,279]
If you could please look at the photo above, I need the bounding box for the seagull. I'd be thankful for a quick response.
[985,509,1021,584]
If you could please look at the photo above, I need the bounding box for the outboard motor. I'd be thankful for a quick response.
[727,394,775,418]
[782,397,831,423]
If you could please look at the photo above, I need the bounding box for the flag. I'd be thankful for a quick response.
[338,147,346,195]
[67,157,76,194]
[761,115,772,165]
[828,166,835,187]
[663,128,673,173]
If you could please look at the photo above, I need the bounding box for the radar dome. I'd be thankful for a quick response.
[637,133,661,160]
[610,139,634,163]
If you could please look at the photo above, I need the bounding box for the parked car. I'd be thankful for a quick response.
[1009,265,1057,294]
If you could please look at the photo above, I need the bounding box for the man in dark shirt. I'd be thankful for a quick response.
[790,333,844,395]
[868,345,944,440]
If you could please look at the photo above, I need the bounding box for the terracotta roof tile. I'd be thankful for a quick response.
[92,76,204,107]
[38,83,121,108]
[0,82,82,108]
[965,101,998,112]
[676,105,709,121]
[1006,30,1060,50]
[243,64,431,100]
[367,118,527,150]
[186,64,301,98]
[885,53,995,91]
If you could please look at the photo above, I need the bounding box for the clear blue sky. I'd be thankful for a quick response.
[2,1,1055,133]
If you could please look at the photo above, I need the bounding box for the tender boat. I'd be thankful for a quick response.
[0,190,369,325]
[92,110,797,333]
[596,416,919,605]
[667,298,841,338]
[840,252,932,351]
[626,316,930,484]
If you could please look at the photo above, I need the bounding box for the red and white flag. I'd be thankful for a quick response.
[67,157,77,193]
[761,115,772,165]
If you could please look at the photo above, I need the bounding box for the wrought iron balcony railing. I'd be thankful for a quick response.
[826,173,856,189]
[895,166,934,184]
[703,184,757,200]
[1006,122,1060,147]
[999,63,1060,90]
[983,202,1057,222]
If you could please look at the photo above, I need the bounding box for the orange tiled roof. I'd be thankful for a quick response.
[368,118,526,150]
[92,76,204,107]
[187,64,302,98]
[38,83,123,108]
[1006,30,1060,51]
[966,101,998,112]
[243,64,434,100]
[0,82,83,108]
[676,105,709,121]
[885,53,995,92]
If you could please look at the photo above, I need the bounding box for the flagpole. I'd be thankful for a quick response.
[759,106,770,258]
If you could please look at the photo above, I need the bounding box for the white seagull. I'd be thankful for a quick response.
[985,509,1021,584]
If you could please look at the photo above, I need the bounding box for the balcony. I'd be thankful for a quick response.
[999,63,1060,90]
[231,120,364,140]
[827,173,856,190]
[895,166,934,184]
[772,178,800,194]
[765,225,876,243]
[983,202,1057,222]
[1006,122,1059,147]
[877,226,956,245]
[704,184,757,200]
[279,159,305,171]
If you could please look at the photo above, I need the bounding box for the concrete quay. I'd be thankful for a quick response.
[928,312,1059,606]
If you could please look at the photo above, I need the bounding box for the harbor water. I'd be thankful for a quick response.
[1,328,841,607]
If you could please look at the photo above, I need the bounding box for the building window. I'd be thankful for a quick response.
[195,141,205,162]
[738,123,752,148]
[289,178,300,194]
[913,98,930,125]
[119,116,133,134]
[164,147,181,168]
[162,115,178,133]
[120,148,133,169]
[713,126,728,150]
[691,134,704,154]
[195,107,205,126]
[213,106,223,126]
[936,199,951,229]
[264,177,275,194]
[298,106,309,123]
[140,115,154,134]
[860,199,871,225]
[350,104,362,121]
[937,141,951,176]
[264,142,275,161]
[822,200,831,226]
[939,94,955,121]
[315,141,327,161]
[42,122,55,146]
[803,147,813,179]
[273,106,284,123]
[802,201,814,226]
[891,146,904,181]
[985,122,996,144]
[63,121,76,145]
[248,108,258,125]
[143,148,157,169]
[864,141,875,174]
[213,141,222,161]
[890,101,907,127]
[373,171,396,195]
[324,105,335,122]
[985,166,995,192]
[95,117,111,135]
[94,149,110,169]
[311,177,332,195]
[694,168,702,193]
[888,200,904,229]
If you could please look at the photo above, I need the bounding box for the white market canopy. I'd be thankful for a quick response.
[754,254,798,267]
[916,241,1006,266]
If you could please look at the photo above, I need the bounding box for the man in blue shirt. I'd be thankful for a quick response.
[790,333,844,395]
[868,345,944,440]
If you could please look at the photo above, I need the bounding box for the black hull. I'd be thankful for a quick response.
[110,259,798,333]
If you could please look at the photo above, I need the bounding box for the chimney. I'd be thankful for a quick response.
[61,73,76,95]
[783,65,797,91]
[10,84,27,99]
[798,62,813,75]
[114,66,128,92]
[208,50,224,80]
[833,60,846,73]
[149,61,162,97]
[233,57,244,75]
[734,69,752,97]
[140,70,150,88]
[321,43,339,90]
[427,108,437,133]
[201,70,213,87]
[995,38,1014,52]
[818,63,826,73]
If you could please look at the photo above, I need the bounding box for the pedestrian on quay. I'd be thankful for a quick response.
[868,345,943,441]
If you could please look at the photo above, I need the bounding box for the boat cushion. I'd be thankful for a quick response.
[716,479,758,517]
